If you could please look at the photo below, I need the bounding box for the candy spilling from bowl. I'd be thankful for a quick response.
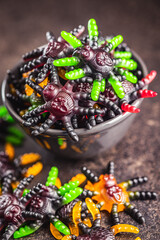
[5,19,157,143]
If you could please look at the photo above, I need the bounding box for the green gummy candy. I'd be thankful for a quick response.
[116,59,137,70]
[53,219,70,235]
[107,35,123,50]
[101,79,106,92]
[108,76,125,99]
[0,105,8,117]
[88,18,98,37]
[58,137,64,146]
[61,31,82,48]
[114,51,132,59]
[7,126,24,139]
[118,68,138,83]
[14,225,39,238]
[62,187,83,204]
[65,68,85,80]
[0,105,15,123]
[5,135,22,145]
[53,57,80,67]
[58,180,79,196]
[91,80,101,101]
[46,167,58,186]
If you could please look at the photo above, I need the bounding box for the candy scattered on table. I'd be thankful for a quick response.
[82,161,157,224]
[0,163,156,239]
[51,197,139,240]
[13,167,83,239]
[0,144,43,195]
[6,19,157,141]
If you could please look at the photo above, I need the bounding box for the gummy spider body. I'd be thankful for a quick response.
[0,176,43,240]
[82,161,157,224]
[73,45,114,78]
[21,25,85,84]
[0,146,42,195]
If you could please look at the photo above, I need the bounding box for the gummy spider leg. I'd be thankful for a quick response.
[46,31,56,42]
[1,173,14,194]
[81,166,99,184]
[25,75,43,95]
[13,175,34,198]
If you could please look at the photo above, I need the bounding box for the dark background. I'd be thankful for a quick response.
[0,0,160,239]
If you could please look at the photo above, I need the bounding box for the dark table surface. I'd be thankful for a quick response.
[0,0,160,239]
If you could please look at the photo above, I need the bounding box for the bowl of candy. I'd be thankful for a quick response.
[1,19,157,159]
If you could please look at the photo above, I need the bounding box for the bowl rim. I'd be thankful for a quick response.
[1,50,148,137]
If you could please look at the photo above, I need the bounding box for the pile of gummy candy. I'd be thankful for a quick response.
[7,18,157,142]
[0,144,157,240]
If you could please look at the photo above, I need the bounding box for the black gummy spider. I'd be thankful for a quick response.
[52,19,139,102]
[53,19,157,106]
[0,176,43,240]
[81,161,157,225]
[20,25,85,84]
[22,75,114,141]
[6,18,157,141]
[14,167,83,239]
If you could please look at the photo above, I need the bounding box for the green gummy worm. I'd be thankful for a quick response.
[101,79,106,92]
[58,137,64,146]
[116,59,137,70]
[118,68,138,83]
[53,219,70,235]
[0,105,15,123]
[0,105,8,116]
[107,35,123,51]
[114,51,132,59]
[53,57,80,67]
[58,180,79,196]
[7,126,24,139]
[14,225,39,239]
[62,187,83,205]
[88,18,98,38]
[108,76,125,99]
[91,80,101,101]
[61,31,82,48]
[45,167,58,186]
[5,114,15,123]
[5,135,22,146]
[65,68,85,80]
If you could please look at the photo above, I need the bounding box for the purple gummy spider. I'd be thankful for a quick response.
[20,25,85,84]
